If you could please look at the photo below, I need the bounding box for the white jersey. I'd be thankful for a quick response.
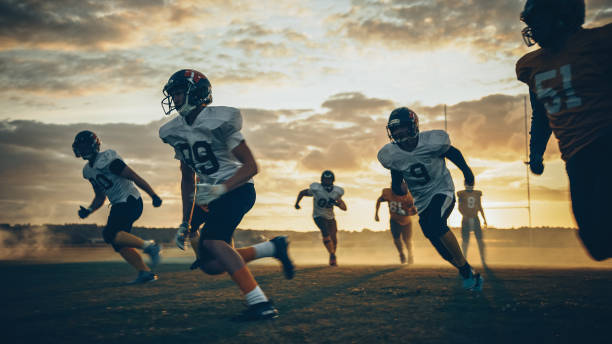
[377,130,454,214]
[309,183,344,220]
[82,149,140,205]
[159,106,252,185]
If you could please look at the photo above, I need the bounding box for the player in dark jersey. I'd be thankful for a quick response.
[516,0,612,261]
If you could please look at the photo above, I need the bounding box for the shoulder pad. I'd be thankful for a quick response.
[96,149,120,169]
[377,143,395,169]
[309,182,321,192]
[334,186,344,196]
[159,116,183,144]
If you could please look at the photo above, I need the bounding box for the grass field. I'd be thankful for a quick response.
[2,260,611,344]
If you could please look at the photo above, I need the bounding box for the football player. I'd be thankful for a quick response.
[378,107,483,291]
[295,170,347,266]
[375,181,417,264]
[73,130,163,284]
[516,0,612,261]
[159,69,295,320]
[457,183,488,267]
[374,182,416,264]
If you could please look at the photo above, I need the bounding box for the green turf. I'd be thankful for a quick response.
[1,261,610,343]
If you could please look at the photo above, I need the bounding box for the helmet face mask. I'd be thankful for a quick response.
[72,130,100,160]
[387,107,419,150]
[162,69,212,117]
[520,0,585,48]
[321,170,335,192]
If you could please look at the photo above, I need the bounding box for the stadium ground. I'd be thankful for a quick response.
[1,261,610,343]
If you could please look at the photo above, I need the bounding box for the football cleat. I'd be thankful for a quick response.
[271,236,295,280]
[143,242,162,268]
[127,271,158,285]
[399,253,406,264]
[235,301,279,321]
[407,255,414,265]
[462,272,484,291]
[329,253,337,267]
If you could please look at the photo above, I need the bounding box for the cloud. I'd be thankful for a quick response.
[331,0,612,58]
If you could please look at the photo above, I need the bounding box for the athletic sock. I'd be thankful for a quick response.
[230,265,259,295]
[245,285,269,306]
[458,263,473,279]
[252,240,275,258]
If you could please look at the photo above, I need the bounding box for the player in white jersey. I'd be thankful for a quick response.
[295,170,347,266]
[73,130,163,284]
[159,69,294,320]
[378,107,483,291]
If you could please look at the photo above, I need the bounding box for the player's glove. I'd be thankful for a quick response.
[175,221,189,250]
[528,154,544,175]
[294,203,301,210]
[78,206,92,219]
[152,195,163,207]
[195,183,227,206]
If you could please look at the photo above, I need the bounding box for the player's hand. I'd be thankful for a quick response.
[195,183,227,206]
[78,206,92,219]
[375,214,379,222]
[152,194,163,207]
[464,173,475,188]
[528,154,544,175]
[294,203,301,210]
[329,198,339,206]
[175,222,189,250]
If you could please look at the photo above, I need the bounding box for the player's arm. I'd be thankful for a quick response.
[79,182,106,219]
[180,161,197,223]
[390,169,406,196]
[114,160,162,207]
[334,197,347,211]
[295,189,312,209]
[443,146,474,186]
[374,195,385,221]
[527,90,552,175]
[223,140,258,192]
[478,199,488,227]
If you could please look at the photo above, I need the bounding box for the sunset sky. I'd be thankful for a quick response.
[1,0,611,231]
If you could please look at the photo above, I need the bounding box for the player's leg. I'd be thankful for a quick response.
[567,135,612,261]
[234,236,295,279]
[419,194,481,290]
[328,219,339,266]
[197,183,278,319]
[473,218,486,266]
[314,217,335,255]
[461,218,470,257]
[402,221,414,264]
[390,219,405,263]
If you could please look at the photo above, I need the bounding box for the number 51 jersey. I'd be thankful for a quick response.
[378,130,454,214]
[159,106,252,185]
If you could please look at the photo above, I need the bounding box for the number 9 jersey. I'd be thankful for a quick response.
[378,130,454,214]
[82,149,140,205]
[159,106,252,185]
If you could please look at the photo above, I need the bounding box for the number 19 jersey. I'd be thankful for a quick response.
[378,130,454,214]
[159,106,252,185]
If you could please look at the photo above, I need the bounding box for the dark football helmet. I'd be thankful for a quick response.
[520,0,585,48]
[72,130,100,160]
[321,170,335,192]
[386,107,419,145]
[162,69,212,116]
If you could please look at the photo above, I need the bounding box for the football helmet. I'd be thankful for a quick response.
[520,0,585,48]
[321,170,335,192]
[72,130,100,160]
[386,107,419,145]
[162,69,212,117]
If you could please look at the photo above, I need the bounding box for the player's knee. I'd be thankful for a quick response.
[322,236,331,244]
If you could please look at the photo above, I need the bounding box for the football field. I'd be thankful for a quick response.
[2,260,611,344]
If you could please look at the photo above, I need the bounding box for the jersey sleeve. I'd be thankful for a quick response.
[336,186,344,197]
[426,130,451,156]
[98,150,120,172]
[377,145,393,170]
[213,108,244,151]
[309,183,319,193]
